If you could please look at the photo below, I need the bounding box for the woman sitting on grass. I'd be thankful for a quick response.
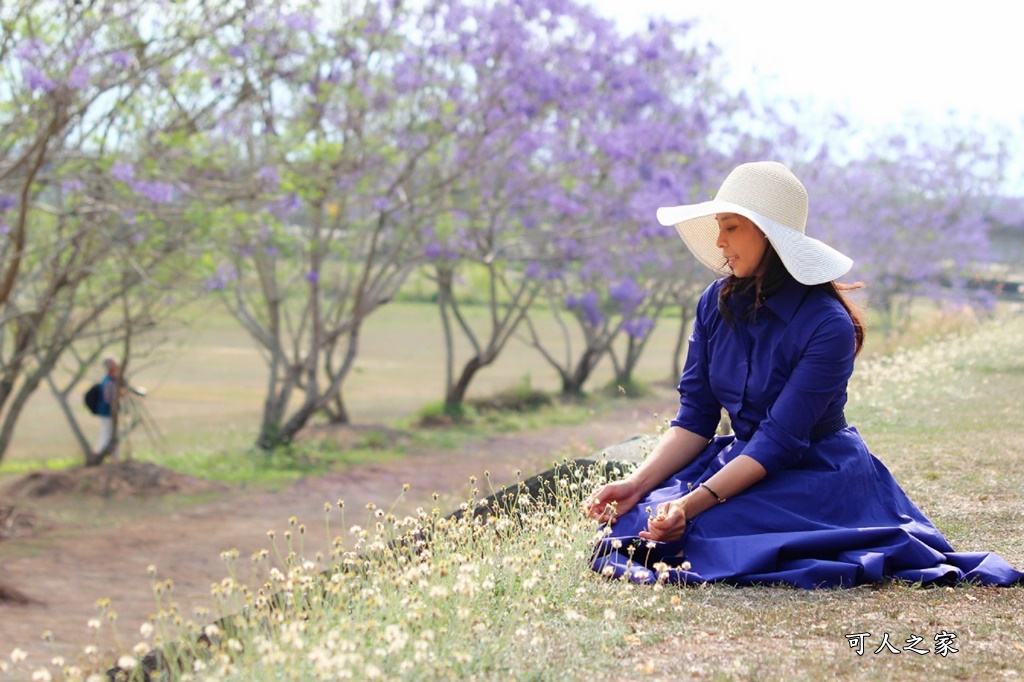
[585,161,1023,588]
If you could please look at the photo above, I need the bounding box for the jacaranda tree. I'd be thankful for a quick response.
[0,0,246,463]
[198,0,556,447]
[522,17,740,395]
[796,122,1007,334]
[421,0,630,412]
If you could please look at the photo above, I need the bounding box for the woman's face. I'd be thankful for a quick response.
[715,213,767,279]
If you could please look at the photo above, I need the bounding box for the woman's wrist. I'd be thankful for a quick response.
[681,487,718,519]
[697,482,726,504]
[626,470,655,494]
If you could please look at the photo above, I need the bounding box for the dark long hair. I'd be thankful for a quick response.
[718,242,866,355]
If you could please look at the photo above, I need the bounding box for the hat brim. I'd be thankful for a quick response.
[657,200,853,286]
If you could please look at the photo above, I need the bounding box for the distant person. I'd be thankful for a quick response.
[93,356,120,457]
[584,161,1023,587]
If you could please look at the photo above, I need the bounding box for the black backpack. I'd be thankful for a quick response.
[84,382,103,415]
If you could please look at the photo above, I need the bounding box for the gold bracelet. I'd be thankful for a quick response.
[698,482,726,504]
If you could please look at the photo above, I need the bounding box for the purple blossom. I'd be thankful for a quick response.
[622,317,654,340]
[579,291,604,328]
[111,51,133,69]
[567,291,604,327]
[264,245,279,257]
[242,14,268,31]
[284,12,317,32]
[130,231,145,245]
[227,44,249,60]
[609,277,646,315]
[269,193,301,218]
[68,64,92,89]
[305,270,319,285]
[424,241,443,260]
[111,161,135,183]
[525,262,542,279]
[25,66,56,93]
[554,238,582,260]
[62,179,84,193]
[16,39,45,61]
[257,165,280,192]
[0,221,7,235]
[0,194,17,212]
[69,37,95,61]
[132,180,174,204]
[372,197,389,212]
[393,66,424,95]
[205,264,237,292]
[121,209,137,223]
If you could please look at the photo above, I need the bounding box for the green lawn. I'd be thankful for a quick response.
[3,298,689,466]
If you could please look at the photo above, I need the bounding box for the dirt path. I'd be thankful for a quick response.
[0,388,673,672]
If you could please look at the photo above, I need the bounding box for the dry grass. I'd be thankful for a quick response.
[612,584,1024,680]
[3,310,1022,681]
[614,313,1024,680]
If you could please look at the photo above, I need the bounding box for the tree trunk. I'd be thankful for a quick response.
[257,350,293,450]
[671,301,692,382]
[258,325,362,449]
[0,368,47,462]
[323,392,351,425]
[444,356,484,414]
[44,374,93,462]
[613,336,639,387]
[561,347,601,396]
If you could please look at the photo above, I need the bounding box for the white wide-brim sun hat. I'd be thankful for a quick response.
[656,161,852,286]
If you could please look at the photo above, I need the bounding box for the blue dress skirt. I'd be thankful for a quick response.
[590,429,1024,588]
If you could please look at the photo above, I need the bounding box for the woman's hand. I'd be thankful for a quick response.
[584,479,643,524]
[639,498,687,542]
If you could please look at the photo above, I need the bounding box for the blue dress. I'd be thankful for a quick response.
[591,277,1023,588]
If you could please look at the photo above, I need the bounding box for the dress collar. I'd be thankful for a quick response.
[760,275,809,323]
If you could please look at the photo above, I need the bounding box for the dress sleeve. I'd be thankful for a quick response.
[742,309,855,475]
[670,284,722,439]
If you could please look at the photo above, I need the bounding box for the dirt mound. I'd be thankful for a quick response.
[3,460,226,499]
[0,579,37,605]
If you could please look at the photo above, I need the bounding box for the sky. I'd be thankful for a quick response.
[585,0,1024,189]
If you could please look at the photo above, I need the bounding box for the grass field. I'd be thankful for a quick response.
[2,293,996,470]
[3,296,1022,680]
[29,311,1020,682]
[3,298,692,466]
